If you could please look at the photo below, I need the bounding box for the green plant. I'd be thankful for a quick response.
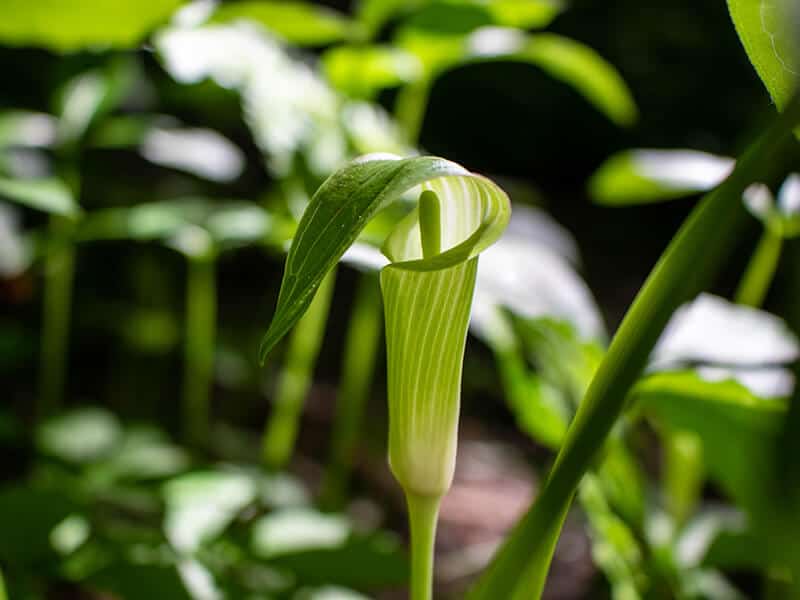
[260,154,510,599]
[470,92,800,599]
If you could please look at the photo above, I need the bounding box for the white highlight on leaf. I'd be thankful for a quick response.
[652,293,799,368]
[251,508,350,557]
[471,205,604,347]
[0,202,30,277]
[141,127,245,182]
[164,471,256,554]
[632,150,734,191]
[743,182,774,219]
[468,26,526,57]
[778,173,800,215]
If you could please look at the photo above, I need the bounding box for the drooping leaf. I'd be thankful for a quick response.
[399,25,637,127]
[0,177,79,218]
[0,0,184,52]
[212,1,353,46]
[589,149,734,205]
[728,0,799,110]
[259,154,510,360]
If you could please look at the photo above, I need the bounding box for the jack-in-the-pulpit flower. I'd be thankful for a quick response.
[260,154,510,600]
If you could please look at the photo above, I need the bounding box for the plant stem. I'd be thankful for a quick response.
[320,274,382,509]
[263,269,336,468]
[183,255,216,450]
[469,93,800,600]
[663,430,703,527]
[406,492,441,600]
[395,79,432,145]
[38,215,76,420]
[735,226,783,307]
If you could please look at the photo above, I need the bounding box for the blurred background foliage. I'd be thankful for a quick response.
[1,0,800,599]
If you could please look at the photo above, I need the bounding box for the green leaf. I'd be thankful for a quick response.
[0,177,79,218]
[485,0,564,29]
[259,154,509,360]
[89,561,194,600]
[0,486,80,566]
[0,0,183,52]
[728,0,799,110]
[36,408,122,463]
[589,150,734,206]
[212,1,353,46]
[635,371,784,513]
[322,45,421,99]
[459,28,638,126]
[163,470,257,553]
[399,26,638,127]
[0,111,56,148]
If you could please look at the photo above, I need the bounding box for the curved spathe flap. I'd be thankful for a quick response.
[260,153,510,360]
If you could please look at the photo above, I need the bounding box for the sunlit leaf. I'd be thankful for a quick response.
[589,149,734,205]
[323,45,421,99]
[0,177,79,218]
[473,31,637,126]
[139,127,245,183]
[653,293,799,367]
[163,470,257,553]
[36,408,122,463]
[399,24,637,126]
[485,0,564,29]
[252,508,350,558]
[212,1,353,46]
[728,0,799,110]
[0,0,184,52]
[0,111,57,148]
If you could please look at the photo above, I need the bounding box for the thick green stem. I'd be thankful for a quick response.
[470,94,800,600]
[182,256,216,450]
[406,492,441,600]
[38,215,76,420]
[320,274,383,509]
[735,226,783,307]
[263,269,336,468]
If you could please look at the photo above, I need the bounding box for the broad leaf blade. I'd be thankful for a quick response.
[728,0,799,110]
